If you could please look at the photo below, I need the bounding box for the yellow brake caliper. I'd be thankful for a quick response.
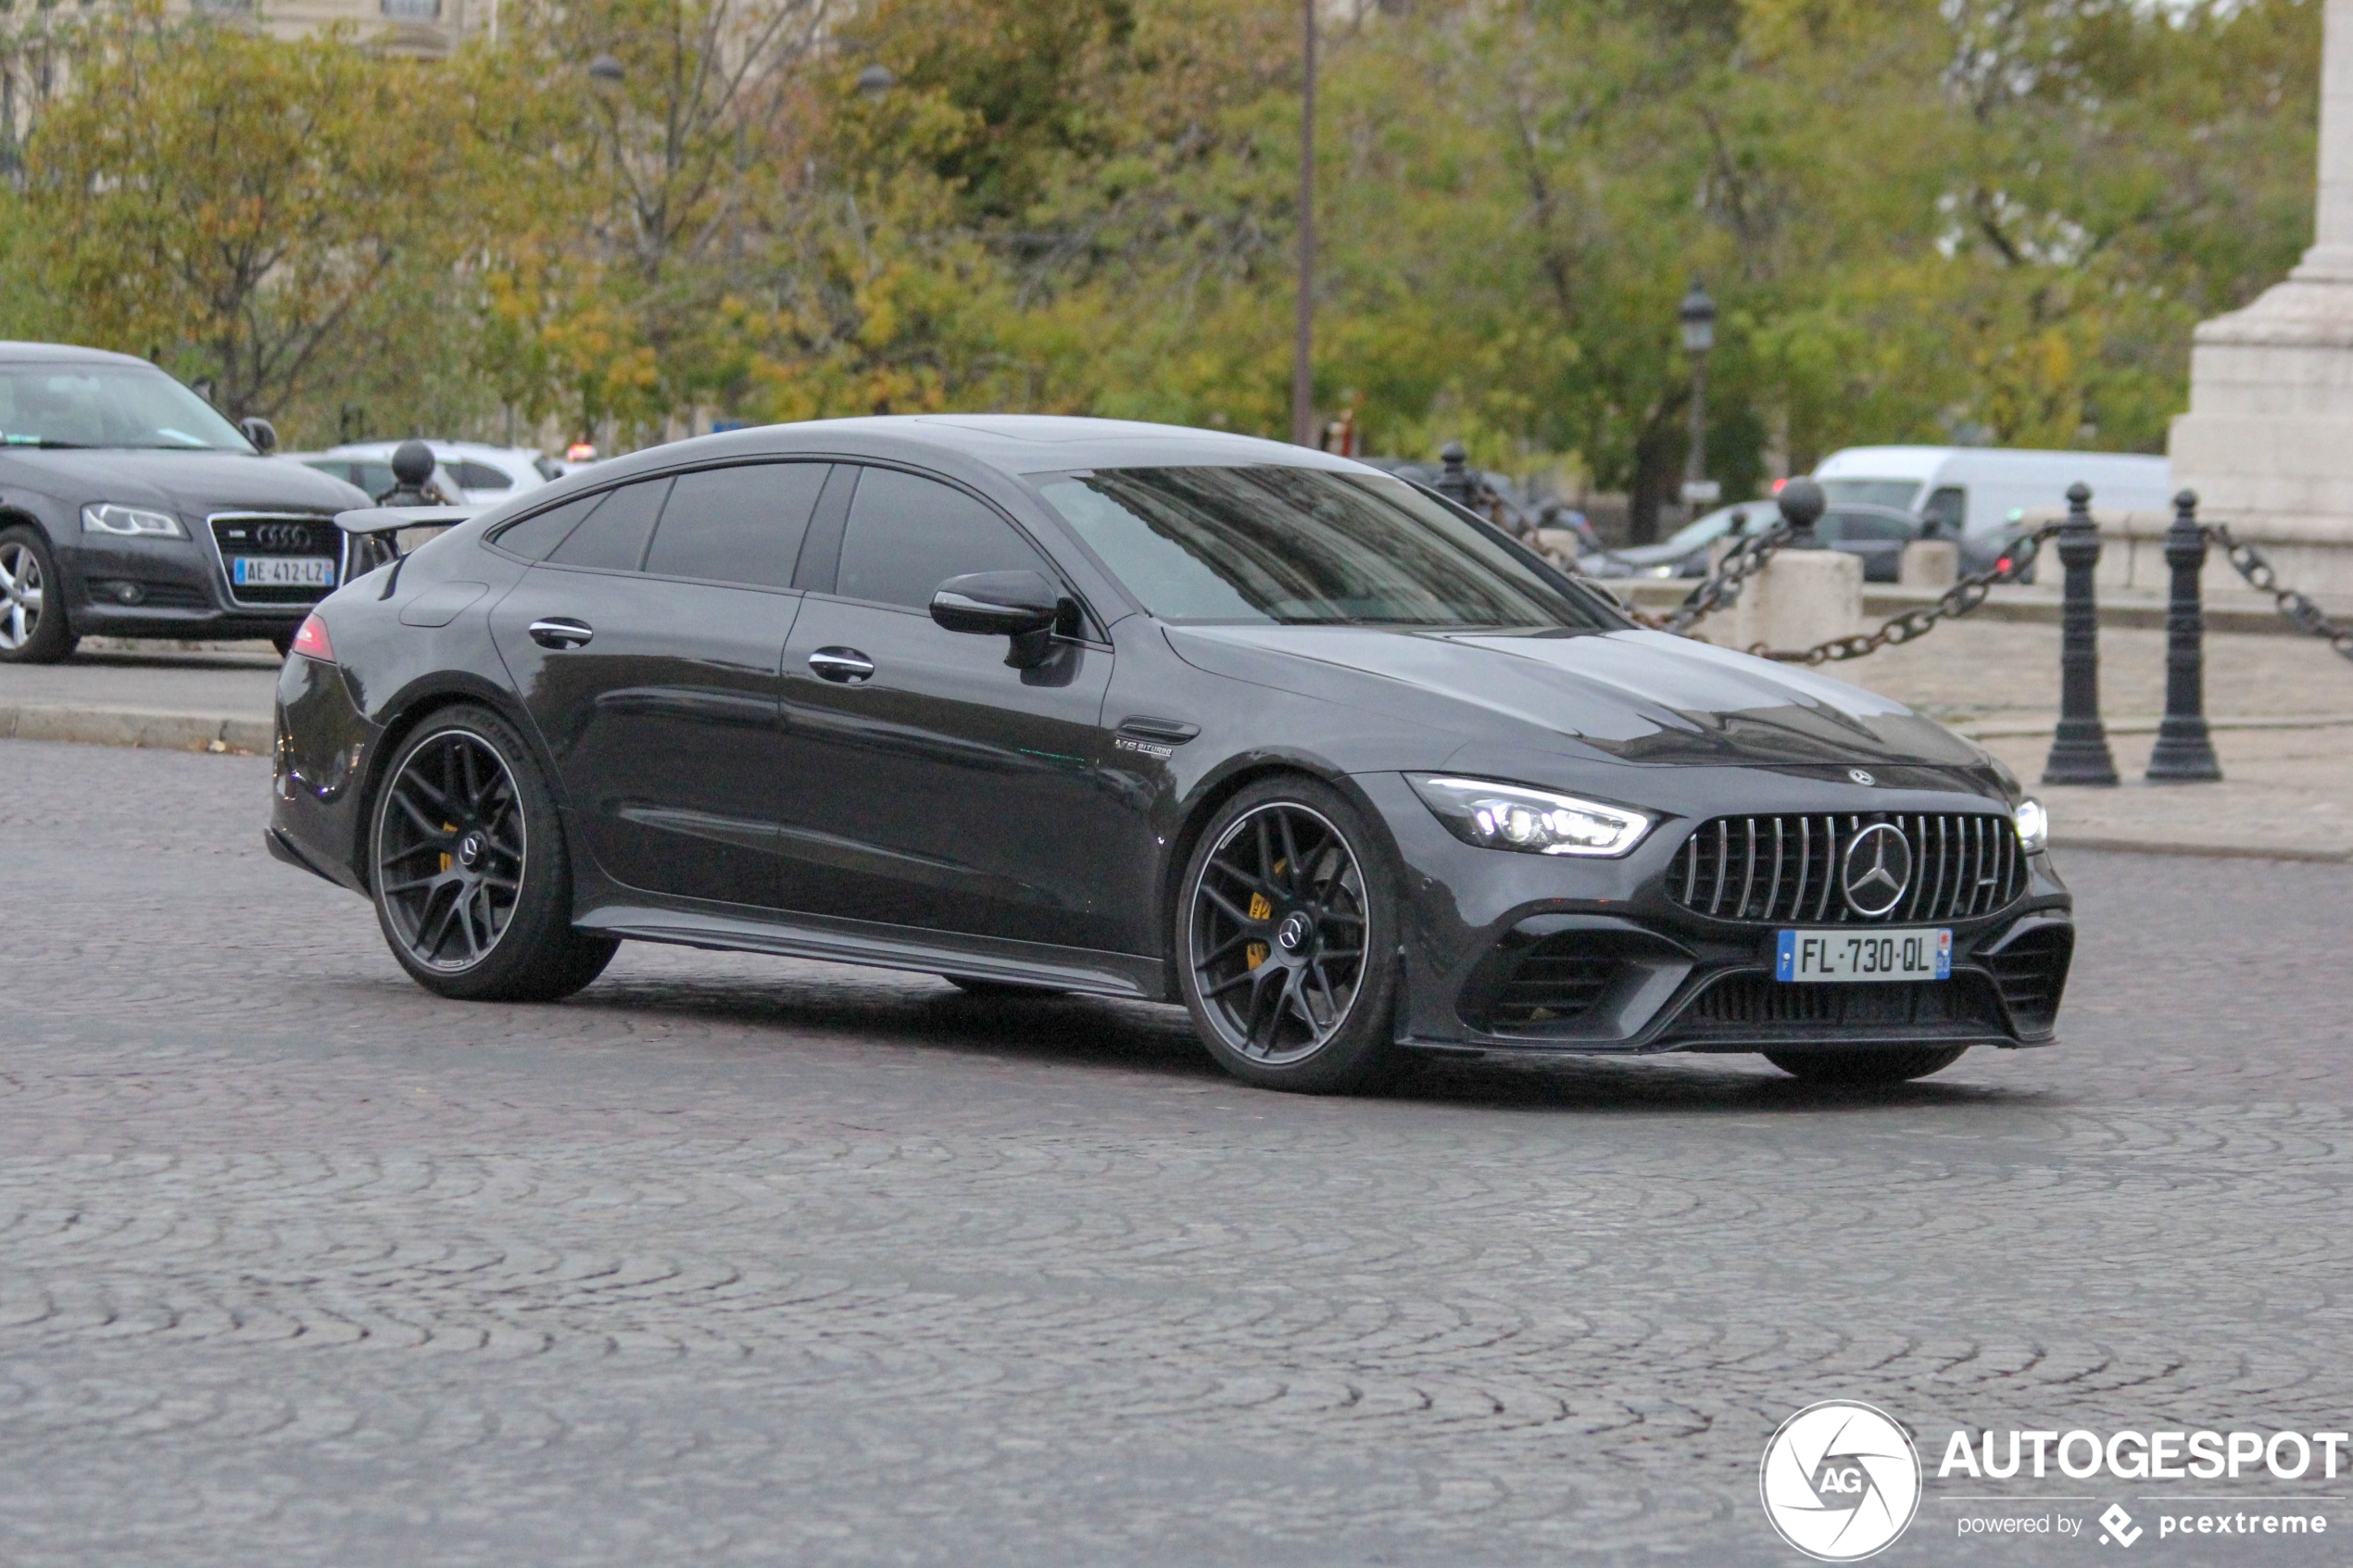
[1243,863,1282,970]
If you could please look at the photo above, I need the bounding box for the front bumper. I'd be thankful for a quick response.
[1360,771,2073,1058]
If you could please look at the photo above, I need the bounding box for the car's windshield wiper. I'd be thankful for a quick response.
[0,437,94,449]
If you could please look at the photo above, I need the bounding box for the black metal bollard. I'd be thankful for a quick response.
[2145,489,2224,784]
[1776,476,1826,547]
[2042,482,2120,787]
[1435,440,1476,510]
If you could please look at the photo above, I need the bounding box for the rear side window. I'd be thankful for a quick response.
[835,468,1046,609]
[494,492,603,561]
[642,462,827,589]
[548,479,670,571]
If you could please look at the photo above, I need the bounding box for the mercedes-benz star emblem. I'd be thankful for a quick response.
[1275,911,1312,952]
[1848,768,1876,786]
[1840,823,1912,919]
[458,833,484,868]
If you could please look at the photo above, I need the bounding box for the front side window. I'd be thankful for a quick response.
[835,467,1048,609]
[0,363,252,451]
[1036,465,1619,630]
[452,460,514,491]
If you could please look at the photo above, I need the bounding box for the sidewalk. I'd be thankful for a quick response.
[5,621,2350,859]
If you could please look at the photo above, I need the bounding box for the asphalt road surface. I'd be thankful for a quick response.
[2,739,2347,1566]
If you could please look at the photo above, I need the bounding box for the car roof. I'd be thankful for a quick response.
[325,440,539,462]
[0,340,161,369]
[566,414,1371,486]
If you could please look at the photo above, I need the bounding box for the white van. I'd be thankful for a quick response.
[1814,445,2171,560]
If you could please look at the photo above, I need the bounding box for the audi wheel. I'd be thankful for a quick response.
[369,706,616,1002]
[1176,776,1400,1094]
[0,526,76,664]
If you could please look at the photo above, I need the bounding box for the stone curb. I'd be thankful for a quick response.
[0,704,271,755]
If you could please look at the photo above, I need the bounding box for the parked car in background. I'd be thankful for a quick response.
[0,341,370,661]
[303,441,557,506]
[1815,445,2171,579]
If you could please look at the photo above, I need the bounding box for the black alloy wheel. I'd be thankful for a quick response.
[369,706,617,1001]
[0,526,76,664]
[1177,777,1400,1093]
[1765,1044,1968,1085]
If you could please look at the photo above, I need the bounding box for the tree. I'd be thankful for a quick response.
[23,14,457,420]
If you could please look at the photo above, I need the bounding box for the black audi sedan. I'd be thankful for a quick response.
[267,416,2072,1093]
[0,342,369,661]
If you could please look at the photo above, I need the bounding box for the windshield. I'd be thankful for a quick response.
[1657,503,1772,553]
[1818,478,1922,511]
[0,362,253,451]
[1037,465,1621,630]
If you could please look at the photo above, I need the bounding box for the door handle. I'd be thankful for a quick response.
[528,617,594,650]
[808,646,875,684]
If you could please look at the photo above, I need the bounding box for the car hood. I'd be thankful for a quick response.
[1164,623,1987,769]
[0,448,370,515]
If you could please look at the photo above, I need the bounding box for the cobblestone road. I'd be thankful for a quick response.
[1,740,2347,1565]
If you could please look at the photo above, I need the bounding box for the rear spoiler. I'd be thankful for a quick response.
[333,506,477,579]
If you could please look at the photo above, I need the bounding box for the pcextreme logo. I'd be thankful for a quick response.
[1760,1400,1923,1561]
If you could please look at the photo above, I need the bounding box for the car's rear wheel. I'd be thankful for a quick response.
[1176,777,1399,1094]
[0,526,76,664]
[1765,1045,1968,1085]
[369,706,616,1002]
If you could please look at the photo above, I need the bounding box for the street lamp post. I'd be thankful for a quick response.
[1679,280,1718,521]
[1290,0,1316,447]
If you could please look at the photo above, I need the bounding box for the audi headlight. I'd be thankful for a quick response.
[1408,774,1652,858]
[2013,797,2049,854]
[82,503,185,538]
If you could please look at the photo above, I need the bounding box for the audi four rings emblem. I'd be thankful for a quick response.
[1840,823,1913,918]
[255,521,313,550]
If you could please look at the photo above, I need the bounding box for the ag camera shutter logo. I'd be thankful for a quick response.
[1760,1400,1922,1561]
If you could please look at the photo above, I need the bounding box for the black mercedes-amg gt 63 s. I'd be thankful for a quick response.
[267,416,2072,1093]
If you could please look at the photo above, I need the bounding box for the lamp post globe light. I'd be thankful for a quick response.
[1679,279,1719,517]
[587,52,625,87]
[857,64,896,97]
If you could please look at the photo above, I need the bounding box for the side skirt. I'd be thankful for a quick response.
[577,901,1167,1001]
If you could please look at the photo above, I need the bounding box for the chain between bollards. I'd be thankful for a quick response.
[2145,489,2223,783]
[2041,482,2120,787]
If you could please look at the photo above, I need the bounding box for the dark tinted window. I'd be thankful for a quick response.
[453,459,513,491]
[548,479,669,571]
[1037,466,1618,629]
[494,492,603,561]
[1922,485,1966,535]
[1821,510,1916,544]
[643,462,826,589]
[836,468,1045,608]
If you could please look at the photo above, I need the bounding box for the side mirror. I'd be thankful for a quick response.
[931,570,1068,668]
[240,416,278,454]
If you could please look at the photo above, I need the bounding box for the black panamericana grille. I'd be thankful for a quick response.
[1478,935,1619,1033]
[1667,812,2024,925]
[208,513,339,607]
[1672,972,2006,1034]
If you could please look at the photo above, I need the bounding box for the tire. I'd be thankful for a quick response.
[943,975,1068,998]
[1175,775,1400,1094]
[0,525,77,664]
[368,705,617,1002]
[1765,1044,1969,1085]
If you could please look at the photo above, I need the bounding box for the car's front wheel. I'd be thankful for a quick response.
[1765,1045,1968,1085]
[369,705,616,1002]
[1176,777,1400,1094]
[0,525,77,664]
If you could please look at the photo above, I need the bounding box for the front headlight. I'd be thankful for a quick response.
[2013,797,2049,853]
[1408,774,1653,858]
[82,503,185,538]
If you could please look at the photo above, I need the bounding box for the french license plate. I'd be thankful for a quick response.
[1775,928,1951,983]
[232,556,334,588]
